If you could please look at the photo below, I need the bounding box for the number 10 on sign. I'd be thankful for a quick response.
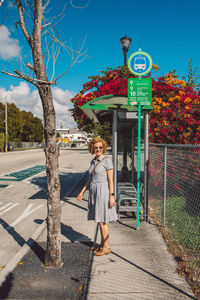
[128,78,152,106]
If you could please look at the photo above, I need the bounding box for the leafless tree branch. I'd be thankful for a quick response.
[45,28,91,58]
[33,0,42,40]
[1,69,57,85]
[26,62,34,70]
[54,58,78,82]
[54,34,88,81]
[2,1,90,86]
[2,69,37,85]
[0,0,5,8]
[16,0,32,44]
[70,0,90,9]
[42,3,66,28]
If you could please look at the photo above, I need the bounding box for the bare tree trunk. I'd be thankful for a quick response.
[2,0,88,268]
[38,85,62,267]
[29,0,62,267]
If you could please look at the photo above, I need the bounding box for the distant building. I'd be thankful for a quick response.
[56,128,88,145]
[56,128,69,138]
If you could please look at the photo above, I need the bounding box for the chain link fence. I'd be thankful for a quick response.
[148,144,200,293]
[0,141,44,151]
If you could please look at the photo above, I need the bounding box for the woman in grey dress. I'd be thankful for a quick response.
[77,137,118,256]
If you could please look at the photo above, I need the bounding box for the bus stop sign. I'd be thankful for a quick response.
[128,49,152,76]
[128,78,152,106]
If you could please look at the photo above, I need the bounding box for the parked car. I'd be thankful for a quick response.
[71,143,77,148]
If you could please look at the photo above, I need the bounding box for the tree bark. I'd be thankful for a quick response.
[24,0,62,267]
[37,85,61,267]
[3,0,87,268]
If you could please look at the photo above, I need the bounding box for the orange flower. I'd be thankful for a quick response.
[152,64,160,71]
[184,97,192,103]
[163,120,168,126]
[179,90,185,96]
[162,102,170,107]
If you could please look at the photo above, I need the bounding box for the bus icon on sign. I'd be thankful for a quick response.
[134,56,146,71]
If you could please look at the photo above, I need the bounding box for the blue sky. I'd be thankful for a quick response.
[0,0,200,128]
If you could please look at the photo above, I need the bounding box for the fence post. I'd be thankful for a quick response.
[163,146,167,226]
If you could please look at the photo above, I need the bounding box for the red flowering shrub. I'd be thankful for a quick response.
[71,66,200,144]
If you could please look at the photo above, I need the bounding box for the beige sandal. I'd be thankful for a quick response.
[90,244,102,251]
[94,247,112,256]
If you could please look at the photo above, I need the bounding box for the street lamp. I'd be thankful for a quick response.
[4,97,8,152]
[120,36,132,175]
[120,35,132,66]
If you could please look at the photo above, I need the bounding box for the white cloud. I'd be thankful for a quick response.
[0,25,20,60]
[0,82,77,129]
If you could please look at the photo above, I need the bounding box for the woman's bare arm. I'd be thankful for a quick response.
[107,169,115,208]
[77,176,91,201]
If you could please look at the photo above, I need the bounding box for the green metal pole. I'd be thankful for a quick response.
[136,104,141,229]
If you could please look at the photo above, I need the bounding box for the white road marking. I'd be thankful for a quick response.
[8,204,43,229]
[0,203,43,231]
[0,203,12,212]
[0,203,19,215]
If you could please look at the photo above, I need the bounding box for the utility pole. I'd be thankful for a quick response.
[4,97,8,152]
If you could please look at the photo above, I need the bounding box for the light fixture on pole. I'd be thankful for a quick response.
[4,97,8,152]
[120,35,132,175]
[120,35,132,66]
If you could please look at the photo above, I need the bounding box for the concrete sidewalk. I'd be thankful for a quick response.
[78,193,194,300]
[0,191,196,299]
[85,217,195,299]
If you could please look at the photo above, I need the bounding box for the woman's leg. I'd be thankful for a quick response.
[94,222,111,256]
[99,222,110,248]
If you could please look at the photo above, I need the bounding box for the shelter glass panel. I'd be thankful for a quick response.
[117,111,144,189]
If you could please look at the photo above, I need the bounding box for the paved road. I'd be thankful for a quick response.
[0,148,91,269]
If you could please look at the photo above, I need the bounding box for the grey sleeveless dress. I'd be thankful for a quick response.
[88,154,118,223]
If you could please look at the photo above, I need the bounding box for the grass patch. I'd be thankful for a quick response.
[149,197,200,298]
[166,196,200,254]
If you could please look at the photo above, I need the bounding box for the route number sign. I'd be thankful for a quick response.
[128,78,152,106]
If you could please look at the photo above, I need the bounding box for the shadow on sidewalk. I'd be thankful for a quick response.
[0,273,14,299]
[63,197,88,212]
[111,251,196,300]
[61,222,93,246]
[29,171,88,200]
[0,218,45,263]
[35,219,92,246]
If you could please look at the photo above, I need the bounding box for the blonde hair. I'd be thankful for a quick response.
[88,137,107,154]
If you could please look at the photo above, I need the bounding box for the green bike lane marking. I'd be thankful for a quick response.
[0,165,46,182]
[0,178,19,181]
[0,184,9,188]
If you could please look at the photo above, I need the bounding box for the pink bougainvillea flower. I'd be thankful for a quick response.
[154,180,159,187]
[174,183,181,191]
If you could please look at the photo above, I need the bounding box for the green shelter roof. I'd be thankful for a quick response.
[80,95,153,123]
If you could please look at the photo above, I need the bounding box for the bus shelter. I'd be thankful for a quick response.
[81,95,153,222]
